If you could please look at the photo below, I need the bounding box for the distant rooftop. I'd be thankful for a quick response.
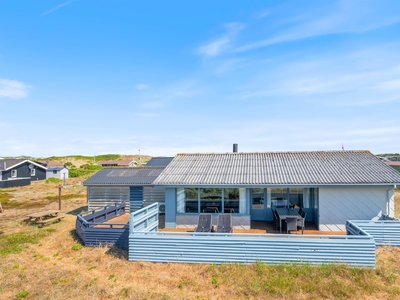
[96,159,135,166]
[83,167,165,186]
[145,157,174,167]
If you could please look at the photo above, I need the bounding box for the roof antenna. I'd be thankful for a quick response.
[342,143,344,151]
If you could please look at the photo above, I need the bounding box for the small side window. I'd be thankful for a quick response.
[11,170,17,178]
[31,169,36,176]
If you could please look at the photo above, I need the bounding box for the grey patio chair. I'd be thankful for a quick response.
[273,210,280,231]
[283,216,298,234]
[297,212,307,234]
[215,214,233,233]
[194,213,212,232]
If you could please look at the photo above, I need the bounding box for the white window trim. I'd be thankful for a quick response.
[11,170,17,178]
[31,169,36,176]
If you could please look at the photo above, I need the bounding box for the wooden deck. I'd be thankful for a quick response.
[102,213,345,235]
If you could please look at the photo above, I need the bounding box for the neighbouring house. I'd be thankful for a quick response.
[46,167,69,180]
[385,161,400,174]
[144,157,174,167]
[83,167,166,213]
[0,159,47,188]
[96,159,136,167]
[37,160,70,180]
[152,150,400,231]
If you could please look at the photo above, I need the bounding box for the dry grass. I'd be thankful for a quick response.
[1,186,400,299]
[395,189,400,218]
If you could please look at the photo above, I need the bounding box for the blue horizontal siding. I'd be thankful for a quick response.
[129,232,375,267]
[75,202,129,249]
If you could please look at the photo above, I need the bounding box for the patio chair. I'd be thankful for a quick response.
[283,216,298,234]
[273,210,280,231]
[194,213,212,232]
[297,212,307,234]
[215,214,233,233]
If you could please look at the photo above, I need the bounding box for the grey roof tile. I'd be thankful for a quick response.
[153,151,400,186]
[83,167,165,186]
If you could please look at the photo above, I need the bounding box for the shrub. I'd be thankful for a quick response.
[16,290,29,299]
[72,244,83,251]
[45,178,62,184]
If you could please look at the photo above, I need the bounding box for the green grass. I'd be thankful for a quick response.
[44,193,85,201]
[0,190,17,208]
[0,229,56,257]
[203,262,398,298]
[47,154,121,161]
[45,178,62,184]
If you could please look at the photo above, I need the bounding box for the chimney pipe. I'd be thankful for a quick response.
[233,143,238,153]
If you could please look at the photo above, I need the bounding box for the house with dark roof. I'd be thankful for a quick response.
[0,159,47,188]
[83,166,166,212]
[153,150,400,231]
[385,161,400,174]
[96,159,136,167]
[144,157,174,167]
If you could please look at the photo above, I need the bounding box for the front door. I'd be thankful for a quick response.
[250,188,267,221]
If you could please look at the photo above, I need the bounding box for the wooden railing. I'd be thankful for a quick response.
[76,202,129,249]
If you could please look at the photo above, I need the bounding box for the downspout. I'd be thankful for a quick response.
[386,185,396,216]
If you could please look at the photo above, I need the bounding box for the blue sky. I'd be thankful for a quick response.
[1,0,400,157]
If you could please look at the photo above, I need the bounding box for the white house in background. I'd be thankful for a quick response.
[153,150,400,231]
[46,167,69,180]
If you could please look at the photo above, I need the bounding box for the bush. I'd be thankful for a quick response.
[80,164,102,171]
[45,178,62,184]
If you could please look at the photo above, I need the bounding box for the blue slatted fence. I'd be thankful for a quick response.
[346,220,400,247]
[129,204,375,268]
[76,202,129,249]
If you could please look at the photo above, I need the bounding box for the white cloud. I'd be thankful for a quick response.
[198,22,245,58]
[135,84,150,90]
[375,79,400,90]
[40,0,74,17]
[0,78,32,99]
[141,81,201,109]
[235,1,400,53]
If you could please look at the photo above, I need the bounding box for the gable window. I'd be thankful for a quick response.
[11,170,17,178]
[30,169,36,176]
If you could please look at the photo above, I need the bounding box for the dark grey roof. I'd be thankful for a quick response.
[83,167,165,186]
[145,157,174,167]
[153,151,400,186]
[0,159,47,171]
[0,159,25,170]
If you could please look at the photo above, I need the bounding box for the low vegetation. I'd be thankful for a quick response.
[0,186,399,299]
[45,178,62,184]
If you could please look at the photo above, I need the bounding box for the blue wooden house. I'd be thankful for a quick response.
[153,150,400,231]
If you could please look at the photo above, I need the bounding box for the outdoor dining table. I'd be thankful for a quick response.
[276,208,302,233]
[25,209,62,224]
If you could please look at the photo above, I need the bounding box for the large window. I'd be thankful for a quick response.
[251,188,264,209]
[270,188,304,208]
[289,188,303,207]
[200,188,222,213]
[177,188,246,214]
[177,188,198,213]
[224,188,239,213]
[271,188,288,207]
